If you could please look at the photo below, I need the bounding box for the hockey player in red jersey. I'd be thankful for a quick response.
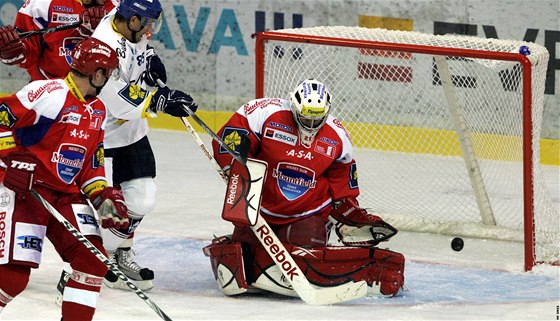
[0,0,110,80]
[0,38,128,320]
[204,79,405,298]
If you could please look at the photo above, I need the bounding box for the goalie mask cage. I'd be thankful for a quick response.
[254,26,559,271]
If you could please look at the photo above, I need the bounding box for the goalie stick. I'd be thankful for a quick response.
[18,22,81,39]
[29,189,173,321]
[155,79,230,183]
[179,116,229,183]
[177,103,368,305]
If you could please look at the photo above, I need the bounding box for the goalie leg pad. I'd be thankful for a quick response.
[228,225,300,296]
[250,246,298,297]
[367,248,405,296]
[202,235,249,296]
[291,246,405,296]
[229,217,329,297]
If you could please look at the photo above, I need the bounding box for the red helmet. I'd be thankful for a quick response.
[70,38,118,77]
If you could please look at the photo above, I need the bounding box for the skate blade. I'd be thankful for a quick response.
[54,293,63,307]
[103,278,154,291]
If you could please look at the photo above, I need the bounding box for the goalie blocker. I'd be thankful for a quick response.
[204,157,404,298]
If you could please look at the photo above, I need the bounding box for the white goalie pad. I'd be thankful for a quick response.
[252,265,298,297]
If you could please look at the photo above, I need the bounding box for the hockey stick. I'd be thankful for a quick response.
[29,189,173,321]
[177,105,368,305]
[182,106,245,165]
[156,79,244,165]
[179,116,229,183]
[155,79,231,183]
[18,22,81,39]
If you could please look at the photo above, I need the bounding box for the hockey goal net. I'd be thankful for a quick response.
[254,26,558,271]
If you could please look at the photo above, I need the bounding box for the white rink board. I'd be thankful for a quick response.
[0,0,558,138]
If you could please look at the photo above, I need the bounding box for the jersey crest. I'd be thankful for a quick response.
[92,143,104,169]
[220,127,250,154]
[52,143,86,183]
[272,162,316,201]
[349,163,358,189]
[118,84,148,107]
[0,103,18,129]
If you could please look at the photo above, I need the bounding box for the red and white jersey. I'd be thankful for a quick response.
[0,75,108,196]
[213,98,360,225]
[104,0,118,11]
[15,0,87,80]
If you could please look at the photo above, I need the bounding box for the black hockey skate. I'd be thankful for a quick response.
[103,247,155,291]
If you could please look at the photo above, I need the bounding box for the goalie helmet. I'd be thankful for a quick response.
[117,0,163,34]
[290,79,332,148]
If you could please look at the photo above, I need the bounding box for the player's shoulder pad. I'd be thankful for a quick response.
[18,0,50,20]
[325,116,351,142]
[324,116,354,163]
[18,79,67,103]
[240,98,288,116]
[238,98,290,135]
[91,13,122,51]
[16,79,68,119]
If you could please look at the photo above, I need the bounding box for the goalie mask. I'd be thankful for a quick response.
[290,79,332,148]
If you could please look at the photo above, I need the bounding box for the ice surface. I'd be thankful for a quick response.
[2,129,558,321]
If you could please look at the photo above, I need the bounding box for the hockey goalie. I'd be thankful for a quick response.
[203,79,405,300]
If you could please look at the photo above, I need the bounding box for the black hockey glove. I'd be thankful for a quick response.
[149,87,198,117]
[144,54,167,87]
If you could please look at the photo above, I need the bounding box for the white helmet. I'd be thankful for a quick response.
[290,79,332,148]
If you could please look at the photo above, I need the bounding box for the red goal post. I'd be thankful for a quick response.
[254,26,558,271]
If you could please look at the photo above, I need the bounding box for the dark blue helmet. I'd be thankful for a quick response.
[117,0,162,33]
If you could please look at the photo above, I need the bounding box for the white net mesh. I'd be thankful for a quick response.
[257,26,558,269]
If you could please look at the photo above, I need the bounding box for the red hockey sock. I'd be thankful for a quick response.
[61,275,103,321]
[0,265,31,307]
[62,301,96,321]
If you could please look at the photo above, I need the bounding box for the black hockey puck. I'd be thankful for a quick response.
[451,237,464,251]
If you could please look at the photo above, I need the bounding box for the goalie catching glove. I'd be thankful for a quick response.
[90,187,130,229]
[329,197,397,247]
